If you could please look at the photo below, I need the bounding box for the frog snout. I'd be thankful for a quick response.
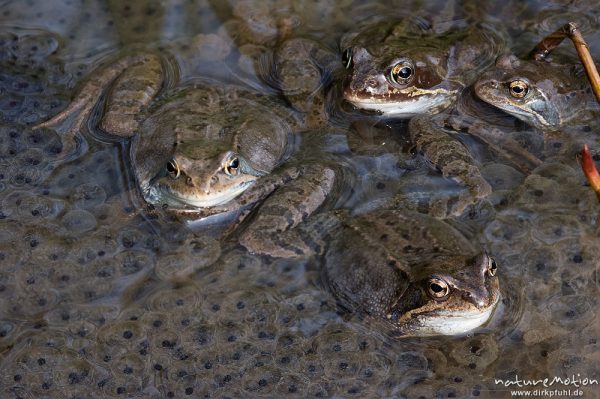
[184,174,216,194]
[347,68,388,95]
[462,289,489,308]
[201,176,219,193]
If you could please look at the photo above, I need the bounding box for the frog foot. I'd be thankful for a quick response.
[394,176,490,218]
[410,116,492,216]
[34,53,164,157]
[239,229,313,258]
[443,162,492,216]
[238,165,336,258]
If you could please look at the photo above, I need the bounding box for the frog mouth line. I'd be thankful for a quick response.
[344,90,457,117]
[415,294,500,336]
[479,100,545,126]
[146,180,256,209]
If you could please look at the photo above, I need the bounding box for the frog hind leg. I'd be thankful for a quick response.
[466,121,542,173]
[34,53,164,155]
[238,165,336,258]
[99,54,164,137]
[275,38,340,128]
[409,115,492,216]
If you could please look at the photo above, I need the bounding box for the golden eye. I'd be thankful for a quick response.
[166,159,180,179]
[509,80,529,98]
[225,157,240,176]
[427,278,450,299]
[390,61,414,85]
[342,48,353,69]
[487,257,498,277]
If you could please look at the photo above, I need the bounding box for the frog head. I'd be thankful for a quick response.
[474,54,590,130]
[132,90,293,210]
[389,253,500,336]
[340,20,472,117]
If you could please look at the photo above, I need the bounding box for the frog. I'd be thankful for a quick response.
[474,54,600,131]
[35,52,343,258]
[290,208,500,337]
[473,21,600,165]
[341,18,504,118]
[337,19,511,216]
[342,19,564,217]
[208,0,345,129]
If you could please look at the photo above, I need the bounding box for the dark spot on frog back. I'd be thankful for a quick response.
[402,244,424,254]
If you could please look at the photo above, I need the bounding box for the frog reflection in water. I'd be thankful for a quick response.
[342,18,505,215]
[36,53,339,258]
[294,209,500,336]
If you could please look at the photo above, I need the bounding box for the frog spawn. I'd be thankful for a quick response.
[0,126,62,190]
[3,3,600,399]
[0,29,71,127]
[0,215,500,398]
[480,163,600,392]
[2,291,506,398]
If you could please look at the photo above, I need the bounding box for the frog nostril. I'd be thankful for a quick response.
[367,78,378,88]
[464,291,488,308]
[186,177,193,186]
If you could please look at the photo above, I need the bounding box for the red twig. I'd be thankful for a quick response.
[580,144,600,201]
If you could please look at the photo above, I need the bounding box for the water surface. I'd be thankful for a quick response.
[0,1,599,398]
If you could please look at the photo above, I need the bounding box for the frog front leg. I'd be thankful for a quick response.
[238,164,336,258]
[409,115,492,216]
[35,53,164,155]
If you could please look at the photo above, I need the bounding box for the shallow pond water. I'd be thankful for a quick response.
[0,0,599,398]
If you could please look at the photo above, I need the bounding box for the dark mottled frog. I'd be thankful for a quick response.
[298,209,500,336]
[36,53,341,258]
[339,19,507,216]
[342,18,504,117]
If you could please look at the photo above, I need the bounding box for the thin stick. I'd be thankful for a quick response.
[529,22,600,104]
[531,24,600,202]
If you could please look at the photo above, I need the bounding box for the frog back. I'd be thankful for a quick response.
[321,209,479,322]
[345,18,504,87]
[132,82,297,190]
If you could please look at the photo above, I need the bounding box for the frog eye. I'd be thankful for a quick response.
[166,159,180,179]
[342,48,353,69]
[390,61,414,85]
[487,257,498,277]
[225,157,240,176]
[509,80,529,98]
[427,277,450,300]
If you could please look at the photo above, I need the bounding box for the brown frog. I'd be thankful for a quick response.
[339,19,507,216]
[342,18,504,118]
[473,21,600,166]
[35,52,345,258]
[291,208,500,337]
[263,37,343,128]
[475,54,600,131]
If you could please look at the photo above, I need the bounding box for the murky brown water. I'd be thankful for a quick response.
[0,1,599,398]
